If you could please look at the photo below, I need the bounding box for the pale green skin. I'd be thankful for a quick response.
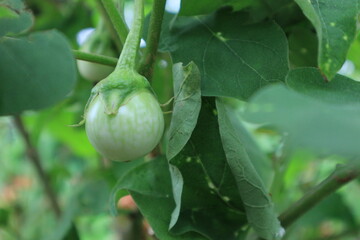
[77,60,114,82]
[85,91,164,161]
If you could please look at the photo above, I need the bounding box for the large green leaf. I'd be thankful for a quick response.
[294,0,358,80]
[287,67,360,104]
[179,0,256,16]
[167,62,201,160]
[244,84,360,158]
[216,98,283,240]
[170,9,289,100]
[0,0,33,37]
[169,98,247,240]
[0,30,77,115]
[218,99,274,187]
[111,157,206,240]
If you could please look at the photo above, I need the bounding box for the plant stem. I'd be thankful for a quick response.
[12,116,62,218]
[73,50,118,67]
[138,0,166,80]
[100,0,129,47]
[279,162,360,228]
[96,0,123,52]
[117,0,144,70]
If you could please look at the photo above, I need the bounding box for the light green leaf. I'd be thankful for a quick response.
[294,0,358,79]
[167,62,201,160]
[347,33,360,69]
[0,0,33,37]
[287,67,360,104]
[170,9,289,100]
[0,30,77,115]
[216,98,283,240]
[244,84,360,158]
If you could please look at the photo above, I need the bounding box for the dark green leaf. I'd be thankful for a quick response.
[287,67,360,104]
[288,27,318,68]
[167,62,201,160]
[112,157,206,240]
[179,0,255,16]
[169,98,247,240]
[244,84,360,158]
[0,208,9,226]
[170,9,289,100]
[216,98,282,240]
[0,30,77,115]
[294,0,358,79]
[0,0,33,37]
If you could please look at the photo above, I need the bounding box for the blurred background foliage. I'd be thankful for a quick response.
[1,0,360,239]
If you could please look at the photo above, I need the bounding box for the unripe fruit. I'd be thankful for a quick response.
[85,90,164,161]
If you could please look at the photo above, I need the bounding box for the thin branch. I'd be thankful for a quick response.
[73,50,118,67]
[100,0,129,46]
[13,116,62,218]
[279,162,360,228]
[138,0,167,80]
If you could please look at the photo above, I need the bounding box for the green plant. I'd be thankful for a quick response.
[1,0,360,240]
[83,0,164,161]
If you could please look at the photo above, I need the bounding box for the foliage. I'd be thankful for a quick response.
[1,0,360,240]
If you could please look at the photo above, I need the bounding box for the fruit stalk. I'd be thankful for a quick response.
[116,0,144,71]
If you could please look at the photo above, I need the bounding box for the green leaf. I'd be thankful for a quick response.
[170,9,289,100]
[0,208,9,226]
[288,26,318,68]
[179,0,224,16]
[0,0,33,37]
[169,98,248,240]
[0,30,77,115]
[112,157,206,240]
[218,98,274,187]
[294,0,358,80]
[244,84,360,158]
[167,62,201,160]
[347,33,360,69]
[287,67,360,104]
[216,98,283,240]
[179,0,256,16]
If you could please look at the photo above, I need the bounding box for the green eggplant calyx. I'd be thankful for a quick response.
[84,69,152,118]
